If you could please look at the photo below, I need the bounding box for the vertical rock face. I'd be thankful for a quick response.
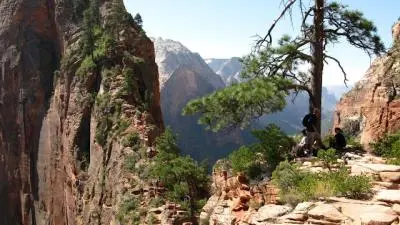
[0,0,163,224]
[334,23,400,148]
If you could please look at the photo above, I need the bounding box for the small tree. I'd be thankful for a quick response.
[183,1,385,135]
[150,129,209,218]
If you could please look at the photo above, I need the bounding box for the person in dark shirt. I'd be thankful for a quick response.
[330,127,347,150]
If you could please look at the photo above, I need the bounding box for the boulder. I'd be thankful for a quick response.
[334,201,396,224]
[360,212,398,225]
[307,204,347,223]
[293,202,315,214]
[392,204,400,215]
[376,190,400,203]
[380,172,400,183]
[358,163,400,173]
[250,204,291,223]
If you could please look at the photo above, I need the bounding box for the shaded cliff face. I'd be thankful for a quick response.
[0,0,163,224]
[334,23,400,148]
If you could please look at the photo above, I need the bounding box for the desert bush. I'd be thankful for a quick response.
[124,154,138,172]
[122,132,140,148]
[272,161,372,205]
[317,148,338,171]
[371,131,400,165]
[251,124,295,170]
[228,146,261,179]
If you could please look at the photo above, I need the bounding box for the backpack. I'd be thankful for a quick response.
[302,114,311,127]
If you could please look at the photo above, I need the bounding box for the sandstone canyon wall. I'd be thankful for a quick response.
[334,22,400,149]
[0,0,163,224]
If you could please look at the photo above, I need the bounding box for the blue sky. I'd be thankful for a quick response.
[124,0,399,85]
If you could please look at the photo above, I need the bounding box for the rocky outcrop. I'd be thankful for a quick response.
[0,0,163,224]
[333,22,400,149]
[202,153,400,225]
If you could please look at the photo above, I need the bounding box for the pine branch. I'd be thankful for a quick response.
[255,0,298,51]
[324,54,348,86]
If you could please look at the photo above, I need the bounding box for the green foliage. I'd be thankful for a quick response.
[146,213,158,225]
[227,124,294,179]
[371,131,400,165]
[228,146,260,179]
[326,2,385,55]
[122,132,140,148]
[346,135,362,148]
[95,116,112,146]
[149,197,165,208]
[94,93,127,147]
[122,68,136,95]
[183,77,290,131]
[117,198,140,224]
[182,1,384,134]
[317,149,338,171]
[107,2,136,36]
[72,0,89,19]
[82,0,100,56]
[149,129,210,216]
[77,56,96,77]
[154,127,180,156]
[322,134,335,148]
[273,161,372,206]
[251,124,295,170]
[124,154,138,172]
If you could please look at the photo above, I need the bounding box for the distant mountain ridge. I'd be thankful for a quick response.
[153,37,225,90]
[153,38,253,163]
[205,57,242,85]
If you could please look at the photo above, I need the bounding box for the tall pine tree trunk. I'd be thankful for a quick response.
[310,0,325,133]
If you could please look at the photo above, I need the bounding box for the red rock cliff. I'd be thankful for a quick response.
[0,0,163,224]
[333,22,400,149]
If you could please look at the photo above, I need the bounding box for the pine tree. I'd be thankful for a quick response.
[184,1,385,133]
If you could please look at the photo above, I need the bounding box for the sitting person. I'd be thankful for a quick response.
[329,127,347,150]
[294,129,309,157]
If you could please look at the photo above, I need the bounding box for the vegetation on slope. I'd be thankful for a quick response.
[371,131,400,165]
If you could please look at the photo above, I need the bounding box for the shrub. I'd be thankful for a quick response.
[371,131,400,157]
[117,198,140,224]
[77,56,96,77]
[346,135,362,148]
[228,146,261,179]
[371,131,400,165]
[149,197,164,208]
[317,148,338,171]
[95,116,112,146]
[122,132,140,148]
[124,154,138,172]
[272,161,372,205]
[150,129,210,217]
[251,124,295,170]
